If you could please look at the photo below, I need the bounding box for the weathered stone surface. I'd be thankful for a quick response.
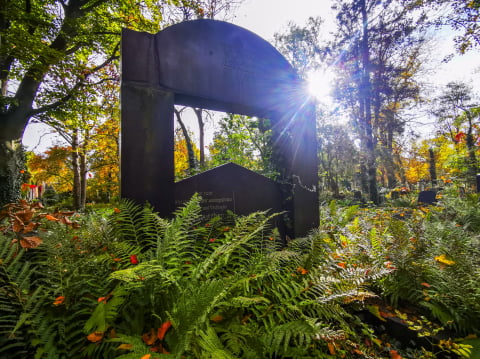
[121,19,318,237]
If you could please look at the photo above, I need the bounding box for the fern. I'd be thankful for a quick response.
[3,196,404,358]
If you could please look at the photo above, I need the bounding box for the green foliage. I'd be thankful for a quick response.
[3,192,480,358]
[208,115,277,179]
[0,205,122,358]
[1,195,390,358]
[342,195,480,336]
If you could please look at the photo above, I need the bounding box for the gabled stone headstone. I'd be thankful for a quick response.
[175,163,284,230]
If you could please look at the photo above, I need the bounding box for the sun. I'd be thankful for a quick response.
[306,67,336,104]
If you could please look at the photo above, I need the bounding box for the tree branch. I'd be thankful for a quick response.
[28,41,120,117]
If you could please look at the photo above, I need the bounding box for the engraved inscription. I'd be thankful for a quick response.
[175,191,235,220]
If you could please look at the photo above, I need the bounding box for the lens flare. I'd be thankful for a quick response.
[307,68,335,104]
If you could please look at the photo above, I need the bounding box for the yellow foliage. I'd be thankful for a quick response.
[174,131,199,179]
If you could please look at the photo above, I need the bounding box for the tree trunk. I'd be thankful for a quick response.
[428,147,437,187]
[71,130,82,210]
[79,150,87,209]
[0,138,25,207]
[0,114,27,207]
[360,0,378,204]
[193,108,205,167]
[465,115,478,182]
[174,108,197,170]
[386,127,397,188]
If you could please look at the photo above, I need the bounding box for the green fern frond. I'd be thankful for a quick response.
[264,318,318,355]
[84,286,129,333]
[195,326,237,359]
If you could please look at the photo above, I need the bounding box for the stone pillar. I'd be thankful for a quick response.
[121,85,174,216]
[290,101,318,237]
[121,29,174,217]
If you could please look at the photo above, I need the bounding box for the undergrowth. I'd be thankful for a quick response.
[1,193,479,358]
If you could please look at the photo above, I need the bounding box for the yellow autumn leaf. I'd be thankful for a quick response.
[434,254,455,266]
[367,304,386,322]
[117,343,133,350]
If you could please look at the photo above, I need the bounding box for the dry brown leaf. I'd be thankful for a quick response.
[20,236,43,248]
[12,216,24,232]
[23,221,40,233]
[16,209,34,223]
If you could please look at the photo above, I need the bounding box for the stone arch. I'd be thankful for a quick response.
[121,19,318,237]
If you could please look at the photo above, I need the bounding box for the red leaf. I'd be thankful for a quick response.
[53,296,65,306]
[157,320,172,340]
[130,254,139,264]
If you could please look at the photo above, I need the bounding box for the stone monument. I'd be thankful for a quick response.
[121,19,318,237]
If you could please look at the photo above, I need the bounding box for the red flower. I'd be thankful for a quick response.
[130,254,139,264]
[209,238,216,242]
[29,184,37,189]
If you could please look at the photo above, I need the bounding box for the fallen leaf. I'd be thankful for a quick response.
[23,221,39,233]
[157,320,172,340]
[117,343,133,350]
[142,328,156,345]
[390,349,402,359]
[87,331,104,343]
[367,304,386,322]
[20,236,43,248]
[211,314,224,323]
[327,342,336,355]
[53,296,65,306]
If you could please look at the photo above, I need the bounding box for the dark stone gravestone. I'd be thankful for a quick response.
[353,190,363,202]
[175,163,285,231]
[121,19,318,237]
[418,190,436,205]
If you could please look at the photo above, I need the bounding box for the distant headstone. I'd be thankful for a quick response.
[418,190,436,205]
[121,20,319,237]
[353,190,363,202]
